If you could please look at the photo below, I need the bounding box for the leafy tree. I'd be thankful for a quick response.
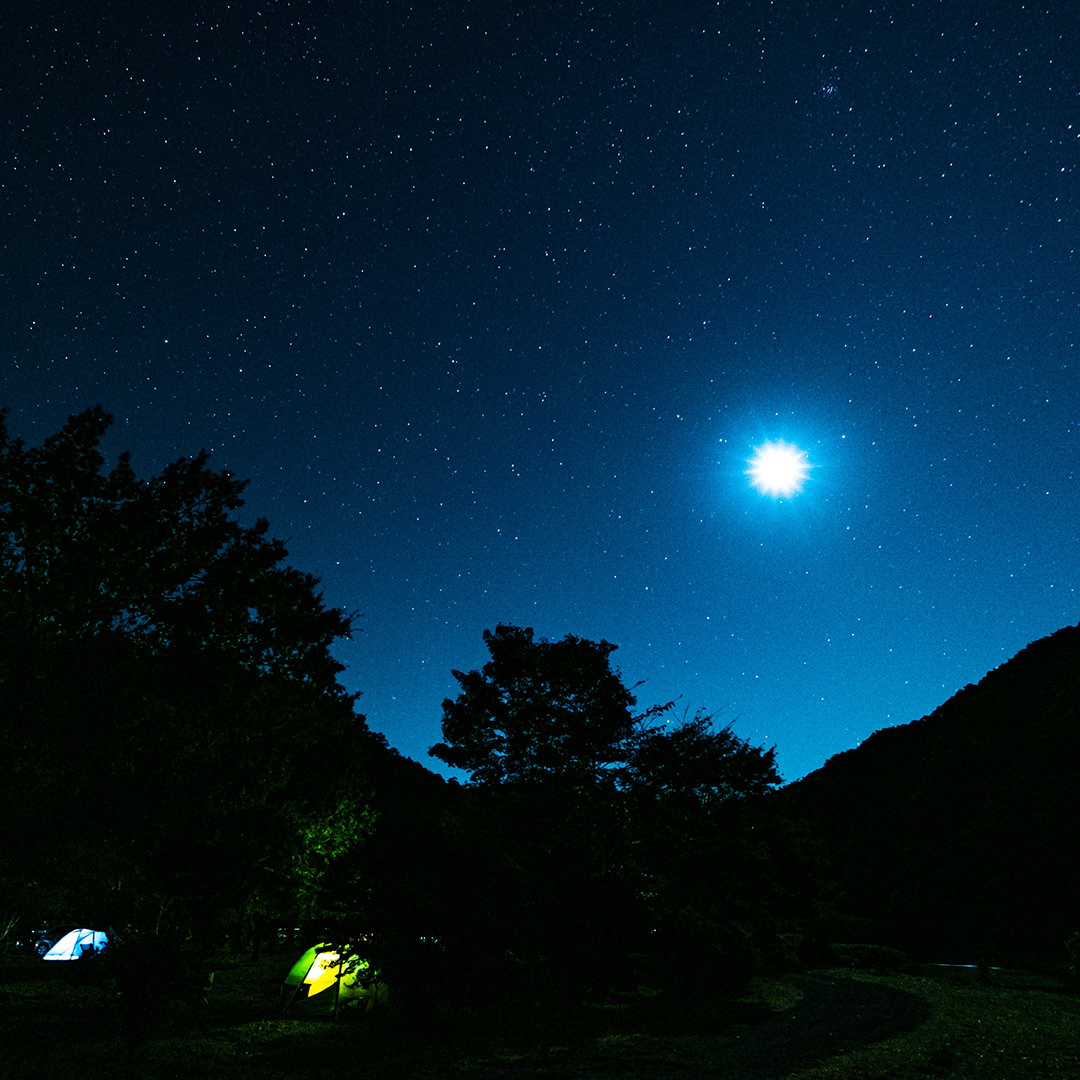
[0,406,348,683]
[431,624,779,804]
[628,708,780,813]
[430,623,658,789]
[429,625,789,995]
[0,408,374,938]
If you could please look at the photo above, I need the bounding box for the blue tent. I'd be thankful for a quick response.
[41,927,110,960]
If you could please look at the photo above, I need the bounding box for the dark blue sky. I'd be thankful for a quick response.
[4,1,1077,781]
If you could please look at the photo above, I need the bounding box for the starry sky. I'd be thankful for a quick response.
[3,1,1077,783]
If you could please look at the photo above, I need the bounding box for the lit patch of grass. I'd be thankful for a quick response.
[786,970,1080,1080]
[737,974,805,1012]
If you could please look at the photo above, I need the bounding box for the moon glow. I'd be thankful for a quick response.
[747,441,811,497]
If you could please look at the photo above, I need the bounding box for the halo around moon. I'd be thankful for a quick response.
[746,441,811,497]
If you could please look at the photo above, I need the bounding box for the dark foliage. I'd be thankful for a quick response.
[426,624,818,998]
[0,408,377,940]
[431,624,645,789]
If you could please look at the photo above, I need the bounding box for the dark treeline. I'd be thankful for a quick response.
[2,409,1077,1017]
[0,407,377,950]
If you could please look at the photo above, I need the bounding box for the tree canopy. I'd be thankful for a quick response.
[430,623,779,803]
[0,408,374,937]
[0,405,350,687]
[430,624,645,788]
[428,625,798,994]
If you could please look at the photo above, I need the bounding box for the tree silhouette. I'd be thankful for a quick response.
[429,624,788,995]
[431,623,651,789]
[0,408,373,938]
[0,406,349,682]
[628,707,780,812]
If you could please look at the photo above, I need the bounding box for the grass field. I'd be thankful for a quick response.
[1,950,1077,1078]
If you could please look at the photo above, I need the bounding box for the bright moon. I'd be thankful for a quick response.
[746,441,811,497]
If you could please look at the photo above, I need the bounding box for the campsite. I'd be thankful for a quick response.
[4,417,1080,1078]
[2,942,1078,1080]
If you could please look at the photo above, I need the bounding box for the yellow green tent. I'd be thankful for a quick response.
[280,942,388,1017]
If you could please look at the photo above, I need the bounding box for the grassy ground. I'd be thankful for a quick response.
[1,950,1077,1079]
[785,966,1080,1080]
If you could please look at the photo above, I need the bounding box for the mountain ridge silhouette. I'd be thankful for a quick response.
[784,622,1080,966]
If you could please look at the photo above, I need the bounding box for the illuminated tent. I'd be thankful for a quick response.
[41,928,110,960]
[280,942,388,1017]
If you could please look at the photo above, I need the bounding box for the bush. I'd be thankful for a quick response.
[106,934,214,1043]
[829,942,906,974]
[1066,931,1080,985]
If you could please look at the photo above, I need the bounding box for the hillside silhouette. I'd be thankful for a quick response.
[785,622,1080,967]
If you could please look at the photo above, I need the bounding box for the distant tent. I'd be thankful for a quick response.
[41,928,110,960]
[281,942,388,1017]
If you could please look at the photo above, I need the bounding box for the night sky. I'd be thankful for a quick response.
[4,2,1077,783]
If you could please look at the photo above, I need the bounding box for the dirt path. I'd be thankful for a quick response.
[692,972,933,1079]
